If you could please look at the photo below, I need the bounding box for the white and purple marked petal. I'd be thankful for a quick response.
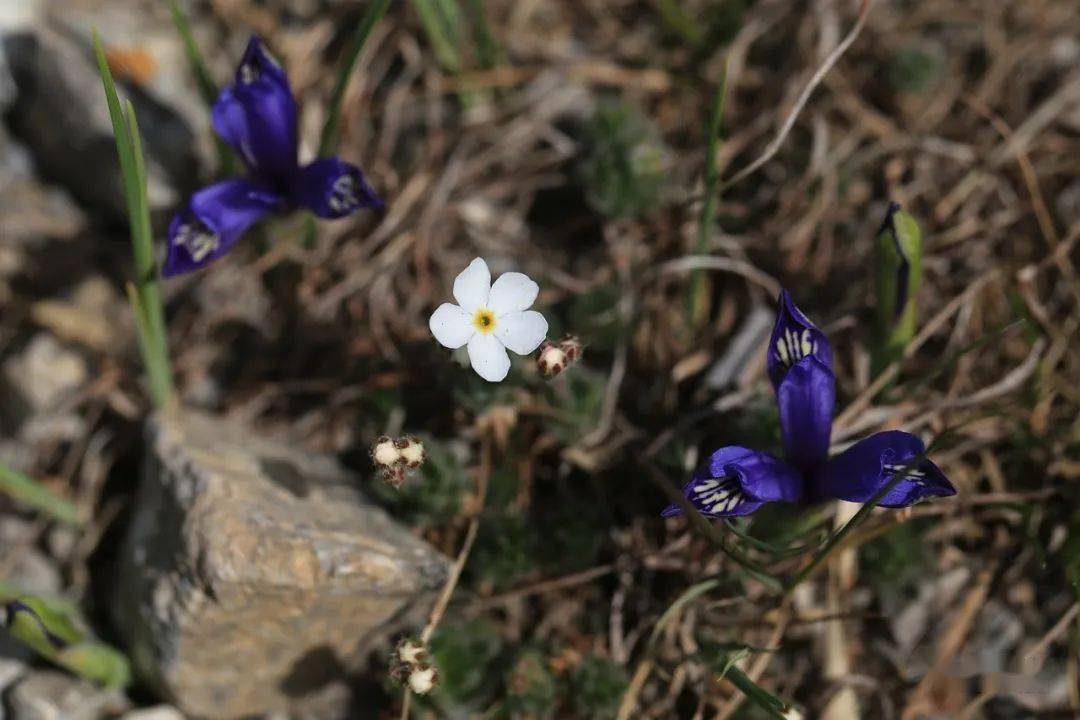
[766,289,833,391]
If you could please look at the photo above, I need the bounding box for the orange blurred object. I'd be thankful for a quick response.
[105,46,157,86]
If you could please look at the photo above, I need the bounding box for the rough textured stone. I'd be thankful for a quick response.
[1,23,197,222]
[0,657,27,715]
[119,707,185,720]
[114,408,449,719]
[3,334,87,413]
[5,671,128,720]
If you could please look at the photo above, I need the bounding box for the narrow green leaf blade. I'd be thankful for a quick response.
[686,61,730,325]
[0,463,81,526]
[125,101,173,408]
[93,30,173,408]
[319,0,393,156]
[166,0,218,106]
[2,593,131,689]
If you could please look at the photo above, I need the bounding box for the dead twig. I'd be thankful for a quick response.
[400,433,492,719]
[719,0,873,192]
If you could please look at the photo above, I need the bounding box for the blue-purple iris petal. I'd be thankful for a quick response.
[766,290,833,391]
[211,36,298,186]
[293,158,384,219]
[163,179,283,277]
[661,446,802,519]
[811,430,956,508]
[776,355,835,472]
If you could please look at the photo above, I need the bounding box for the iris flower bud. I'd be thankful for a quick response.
[874,202,923,372]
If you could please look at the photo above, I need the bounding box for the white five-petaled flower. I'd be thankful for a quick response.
[429,258,548,382]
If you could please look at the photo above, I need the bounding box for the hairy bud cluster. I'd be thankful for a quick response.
[371,436,426,487]
[389,638,439,695]
[537,336,583,378]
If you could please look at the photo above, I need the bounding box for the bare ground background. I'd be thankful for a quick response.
[1,0,1078,717]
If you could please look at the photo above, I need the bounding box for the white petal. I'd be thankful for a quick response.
[429,303,474,349]
[467,333,511,382]
[453,257,491,313]
[488,272,539,314]
[494,311,548,355]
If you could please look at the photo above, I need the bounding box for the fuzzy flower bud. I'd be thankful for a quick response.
[537,341,567,378]
[559,335,582,363]
[396,638,427,666]
[371,436,401,467]
[537,336,583,378]
[407,666,439,695]
[399,437,426,468]
[381,464,406,489]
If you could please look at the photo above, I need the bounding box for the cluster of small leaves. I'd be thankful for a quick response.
[371,435,426,487]
[423,621,626,719]
[578,101,667,220]
[504,649,559,717]
[372,435,471,524]
[0,591,130,688]
[568,654,629,720]
[888,46,942,94]
[427,619,504,710]
[859,517,935,599]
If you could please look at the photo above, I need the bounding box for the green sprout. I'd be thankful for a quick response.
[874,203,923,373]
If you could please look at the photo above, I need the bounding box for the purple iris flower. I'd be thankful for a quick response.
[663,290,955,519]
[163,37,384,276]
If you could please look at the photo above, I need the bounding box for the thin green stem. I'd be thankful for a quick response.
[412,0,463,74]
[648,579,720,650]
[165,0,235,175]
[686,61,730,324]
[652,0,704,46]
[465,0,499,70]
[783,445,942,595]
[0,463,81,527]
[648,464,782,592]
[718,661,791,719]
[166,0,217,106]
[93,31,173,409]
[319,0,393,157]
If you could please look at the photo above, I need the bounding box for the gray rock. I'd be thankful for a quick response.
[120,707,186,720]
[0,0,43,36]
[30,277,132,355]
[0,517,63,597]
[1,333,88,439]
[0,124,85,256]
[1,23,197,223]
[0,656,26,696]
[3,334,87,413]
[5,671,128,720]
[114,408,449,719]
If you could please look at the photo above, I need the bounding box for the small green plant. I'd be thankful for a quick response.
[373,435,470,523]
[579,102,667,220]
[888,46,941,94]
[475,513,539,590]
[429,619,504,707]
[570,654,627,720]
[860,517,934,598]
[1,589,130,688]
[504,649,558,718]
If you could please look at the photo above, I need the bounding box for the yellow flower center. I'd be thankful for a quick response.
[473,308,497,334]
